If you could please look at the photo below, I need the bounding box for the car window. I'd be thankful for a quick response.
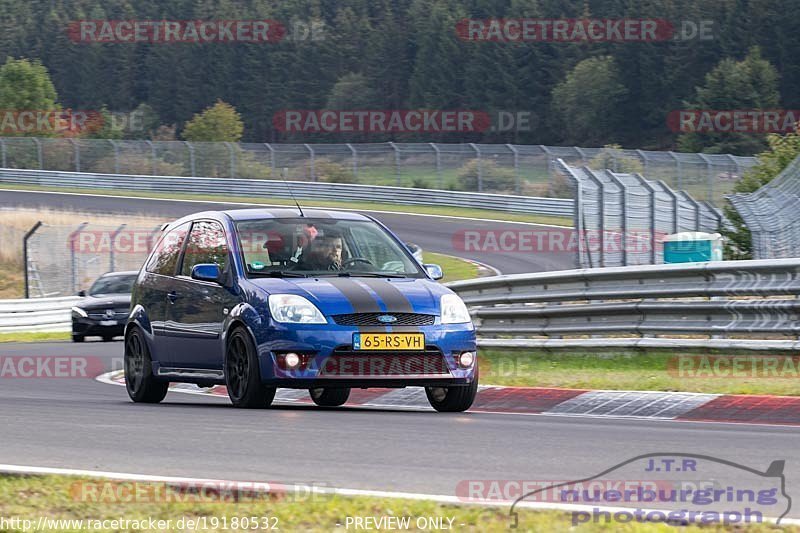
[235,218,422,277]
[145,222,190,276]
[180,220,229,277]
[88,274,136,295]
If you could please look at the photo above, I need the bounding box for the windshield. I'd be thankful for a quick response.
[88,274,136,295]
[235,218,424,278]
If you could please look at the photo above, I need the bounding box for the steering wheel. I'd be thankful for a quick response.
[342,257,374,269]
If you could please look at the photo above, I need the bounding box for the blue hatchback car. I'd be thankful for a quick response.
[124,208,478,412]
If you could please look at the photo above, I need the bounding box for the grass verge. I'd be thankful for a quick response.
[480,348,800,395]
[0,259,23,298]
[0,474,793,532]
[422,252,479,283]
[0,332,70,343]
[0,183,573,227]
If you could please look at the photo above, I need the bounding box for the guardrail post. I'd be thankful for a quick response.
[32,137,43,169]
[68,138,80,172]
[668,151,681,190]
[185,141,196,177]
[388,142,400,186]
[605,170,629,266]
[67,222,89,295]
[469,143,483,192]
[109,140,120,174]
[225,142,236,178]
[304,144,316,181]
[146,140,156,175]
[346,143,358,179]
[507,144,520,194]
[698,153,713,202]
[574,146,588,167]
[584,169,606,267]
[430,143,442,188]
[109,223,126,272]
[660,180,680,233]
[265,143,276,177]
[23,221,43,299]
[635,173,659,264]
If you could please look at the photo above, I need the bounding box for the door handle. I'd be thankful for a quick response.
[166,291,179,303]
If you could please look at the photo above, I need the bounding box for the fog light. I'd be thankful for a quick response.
[284,352,301,369]
[458,351,476,368]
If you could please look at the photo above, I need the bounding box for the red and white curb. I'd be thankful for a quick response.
[97,370,800,425]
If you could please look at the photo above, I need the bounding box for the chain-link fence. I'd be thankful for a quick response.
[728,155,800,259]
[558,159,724,268]
[0,138,757,205]
[24,223,162,297]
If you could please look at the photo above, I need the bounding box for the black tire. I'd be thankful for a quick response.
[425,364,479,413]
[309,387,350,407]
[124,327,169,404]
[72,335,85,343]
[225,327,276,408]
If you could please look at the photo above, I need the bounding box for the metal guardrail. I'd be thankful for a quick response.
[447,258,800,350]
[0,138,757,204]
[7,259,800,346]
[728,154,800,259]
[0,296,80,333]
[0,167,573,218]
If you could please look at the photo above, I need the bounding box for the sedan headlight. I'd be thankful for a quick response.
[440,294,471,324]
[71,306,88,318]
[268,294,327,324]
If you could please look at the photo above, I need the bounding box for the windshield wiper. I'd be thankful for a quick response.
[316,271,407,278]
[252,270,307,278]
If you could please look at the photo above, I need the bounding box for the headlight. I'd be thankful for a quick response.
[71,306,88,318]
[440,294,471,324]
[268,294,327,324]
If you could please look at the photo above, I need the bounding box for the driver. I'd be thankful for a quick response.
[297,232,344,271]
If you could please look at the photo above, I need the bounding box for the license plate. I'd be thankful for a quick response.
[99,320,117,326]
[353,333,424,351]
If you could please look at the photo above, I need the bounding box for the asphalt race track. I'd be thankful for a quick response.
[3,188,800,520]
[0,189,574,274]
[1,341,799,519]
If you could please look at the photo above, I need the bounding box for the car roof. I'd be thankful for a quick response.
[169,208,373,226]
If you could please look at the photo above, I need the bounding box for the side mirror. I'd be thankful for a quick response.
[191,263,222,283]
[77,290,86,297]
[424,263,444,281]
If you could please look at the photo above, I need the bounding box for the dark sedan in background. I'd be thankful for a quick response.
[71,271,138,342]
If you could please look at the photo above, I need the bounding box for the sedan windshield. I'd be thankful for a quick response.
[235,218,424,278]
[88,274,137,295]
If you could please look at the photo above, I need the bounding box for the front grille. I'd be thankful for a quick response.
[87,308,129,320]
[332,313,435,327]
[319,348,450,377]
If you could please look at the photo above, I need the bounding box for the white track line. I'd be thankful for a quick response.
[0,187,571,228]
[0,464,794,526]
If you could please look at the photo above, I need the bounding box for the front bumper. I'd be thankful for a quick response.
[72,317,125,338]
[254,322,477,388]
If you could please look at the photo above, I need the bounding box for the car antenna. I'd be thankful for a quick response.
[280,168,304,217]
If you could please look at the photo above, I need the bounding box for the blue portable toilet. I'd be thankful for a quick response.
[663,232,723,263]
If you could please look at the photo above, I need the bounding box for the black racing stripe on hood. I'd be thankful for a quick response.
[325,278,382,314]
[358,279,414,314]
